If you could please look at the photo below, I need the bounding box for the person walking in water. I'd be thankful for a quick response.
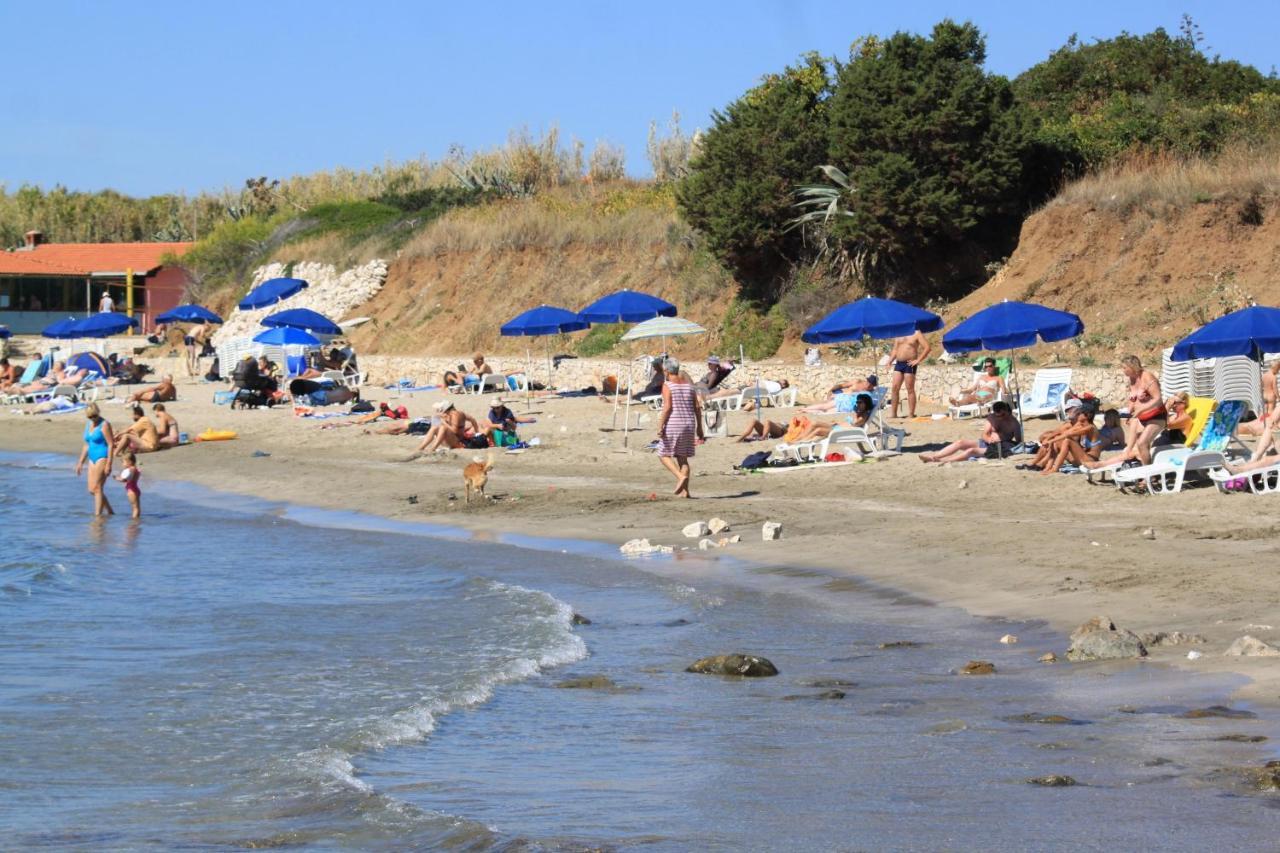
[117,451,142,518]
[75,403,115,516]
[656,357,703,498]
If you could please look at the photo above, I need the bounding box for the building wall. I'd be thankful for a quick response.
[141,266,190,331]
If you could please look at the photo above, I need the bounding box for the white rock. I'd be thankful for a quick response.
[1141,527,1156,540]
[999,634,1018,645]
[728,534,741,544]
[762,521,783,541]
[957,480,968,489]
[1090,541,1100,547]
[698,538,717,551]
[1224,635,1280,657]
[1186,650,1203,660]
[708,517,731,535]
[619,538,672,556]
[559,426,568,433]
[682,521,710,538]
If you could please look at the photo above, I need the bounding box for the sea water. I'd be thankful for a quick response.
[0,452,1277,850]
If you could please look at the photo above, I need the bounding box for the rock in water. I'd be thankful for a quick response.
[1178,705,1257,720]
[682,521,710,538]
[999,634,1018,644]
[960,660,996,675]
[1027,775,1077,787]
[555,675,617,690]
[686,654,779,677]
[782,690,846,701]
[1038,652,1058,664]
[878,641,922,649]
[1215,734,1268,743]
[1066,616,1147,661]
[571,613,592,626]
[1224,635,1280,657]
[708,517,731,535]
[762,521,783,541]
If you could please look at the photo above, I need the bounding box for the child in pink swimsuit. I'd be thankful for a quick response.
[117,451,142,518]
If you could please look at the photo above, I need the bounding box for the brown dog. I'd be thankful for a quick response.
[463,453,495,504]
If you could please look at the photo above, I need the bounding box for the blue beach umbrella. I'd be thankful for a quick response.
[0,327,10,339]
[942,300,1083,353]
[253,326,321,347]
[802,296,943,344]
[156,304,223,324]
[41,318,80,339]
[501,305,590,399]
[239,277,308,310]
[71,312,139,338]
[261,307,342,336]
[577,289,676,324]
[1170,305,1280,362]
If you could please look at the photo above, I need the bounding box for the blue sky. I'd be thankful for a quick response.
[2,0,1275,197]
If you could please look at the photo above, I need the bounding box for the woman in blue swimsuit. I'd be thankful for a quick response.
[74,403,116,516]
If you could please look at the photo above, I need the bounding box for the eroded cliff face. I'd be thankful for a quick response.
[945,197,1280,361]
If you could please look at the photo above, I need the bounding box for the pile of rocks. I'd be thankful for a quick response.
[212,259,389,347]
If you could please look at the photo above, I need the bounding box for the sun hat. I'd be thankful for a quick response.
[434,400,455,413]
[1063,397,1083,411]
[706,355,720,364]
[866,375,879,387]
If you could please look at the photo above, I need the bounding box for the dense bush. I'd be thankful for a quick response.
[823,21,1030,296]
[718,298,785,360]
[676,53,831,300]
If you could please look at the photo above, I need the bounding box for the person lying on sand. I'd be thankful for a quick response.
[411,400,482,454]
[128,374,176,403]
[920,401,1020,463]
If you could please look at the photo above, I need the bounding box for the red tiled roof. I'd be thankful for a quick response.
[0,242,193,276]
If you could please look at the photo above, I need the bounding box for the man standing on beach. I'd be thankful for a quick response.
[888,330,932,418]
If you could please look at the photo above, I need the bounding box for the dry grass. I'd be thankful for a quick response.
[400,182,685,256]
[1052,142,1280,212]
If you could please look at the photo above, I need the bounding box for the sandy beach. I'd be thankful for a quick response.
[6,375,1279,707]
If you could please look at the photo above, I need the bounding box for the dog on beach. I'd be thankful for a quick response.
[463,453,495,504]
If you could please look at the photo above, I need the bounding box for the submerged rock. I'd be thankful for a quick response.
[1224,635,1280,657]
[960,660,996,675]
[1027,775,1077,787]
[686,654,779,677]
[1178,705,1257,720]
[799,678,858,688]
[571,613,592,626]
[878,641,922,650]
[555,675,617,690]
[1003,713,1088,726]
[1038,652,1058,664]
[782,690,846,701]
[1215,734,1269,743]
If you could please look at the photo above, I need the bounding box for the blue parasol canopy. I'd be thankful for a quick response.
[156,304,223,324]
[261,307,341,336]
[41,318,80,339]
[70,312,138,338]
[253,326,321,347]
[0,326,10,339]
[501,305,590,337]
[802,296,943,343]
[1170,305,1280,362]
[239,277,308,310]
[577,289,676,324]
[943,300,1083,353]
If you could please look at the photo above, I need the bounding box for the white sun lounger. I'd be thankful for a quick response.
[1015,368,1072,419]
[949,369,1005,420]
[1113,400,1248,494]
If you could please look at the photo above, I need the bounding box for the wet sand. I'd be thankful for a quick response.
[4,381,1279,707]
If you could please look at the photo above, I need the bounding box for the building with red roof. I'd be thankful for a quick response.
[0,231,194,334]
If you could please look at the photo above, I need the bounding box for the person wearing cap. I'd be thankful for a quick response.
[413,399,482,454]
[485,397,533,447]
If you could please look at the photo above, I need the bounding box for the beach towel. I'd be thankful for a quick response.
[783,416,811,443]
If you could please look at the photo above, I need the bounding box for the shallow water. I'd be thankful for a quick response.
[0,451,1277,850]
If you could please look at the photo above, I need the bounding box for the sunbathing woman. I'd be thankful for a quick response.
[949,358,1006,408]
[803,377,877,414]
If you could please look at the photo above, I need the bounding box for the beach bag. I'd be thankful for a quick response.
[737,451,771,470]
[465,434,490,450]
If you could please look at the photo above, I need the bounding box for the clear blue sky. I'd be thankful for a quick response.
[2,0,1275,197]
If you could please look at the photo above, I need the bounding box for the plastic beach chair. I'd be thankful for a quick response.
[1113,399,1248,494]
[1016,368,1072,420]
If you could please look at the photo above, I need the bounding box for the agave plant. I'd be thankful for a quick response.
[788,165,886,286]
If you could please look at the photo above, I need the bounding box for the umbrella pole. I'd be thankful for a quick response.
[623,358,636,448]
[526,344,533,411]
[1011,349,1024,457]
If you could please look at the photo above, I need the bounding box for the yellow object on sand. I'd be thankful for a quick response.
[1182,396,1216,447]
[194,429,238,442]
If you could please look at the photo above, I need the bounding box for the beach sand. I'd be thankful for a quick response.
[5,382,1279,706]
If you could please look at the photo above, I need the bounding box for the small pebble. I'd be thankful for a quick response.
[1000,634,1018,645]
[1187,650,1203,660]
[1038,652,1057,663]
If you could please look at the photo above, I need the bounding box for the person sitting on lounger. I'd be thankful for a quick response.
[413,399,483,454]
[128,374,177,403]
[920,401,1021,463]
[152,403,181,448]
[114,405,160,453]
[631,358,666,402]
[0,358,19,389]
[696,356,733,392]
[949,357,1007,407]
[708,378,790,412]
[443,363,467,389]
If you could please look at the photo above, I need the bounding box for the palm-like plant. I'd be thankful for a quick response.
[788,165,886,287]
